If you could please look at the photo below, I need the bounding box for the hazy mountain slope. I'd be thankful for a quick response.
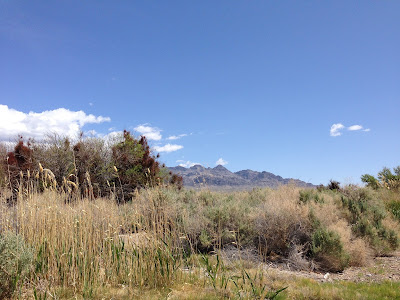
[168,165,314,190]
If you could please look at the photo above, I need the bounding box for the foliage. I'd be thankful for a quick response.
[362,166,400,191]
[1,132,182,204]
[341,186,399,253]
[327,180,341,191]
[111,130,162,201]
[0,232,34,299]
[311,226,349,272]
[387,200,400,222]
[299,189,324,204]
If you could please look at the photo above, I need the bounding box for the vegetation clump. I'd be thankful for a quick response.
[0,137,399,298]
[0,232,34,299]
[1,132,182,204]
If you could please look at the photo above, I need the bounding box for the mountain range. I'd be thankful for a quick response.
[168,165,314,191]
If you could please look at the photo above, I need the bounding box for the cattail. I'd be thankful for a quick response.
[67,180,77,189]
[44,169,56,181]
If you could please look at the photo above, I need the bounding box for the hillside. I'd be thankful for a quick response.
[168,164,314,190]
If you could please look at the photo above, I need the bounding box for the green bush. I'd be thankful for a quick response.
[0,232,34,299]
[299,189,324,204]
[341,186,399,253]
[311,227,349,272]
[388,200,400,222]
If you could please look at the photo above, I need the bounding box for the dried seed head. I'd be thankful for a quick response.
[113,166,118,172]
[39,163,44,173]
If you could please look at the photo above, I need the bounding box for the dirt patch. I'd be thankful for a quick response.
[264,251,400,283]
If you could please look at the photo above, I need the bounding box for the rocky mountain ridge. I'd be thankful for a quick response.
[168,165,314,190]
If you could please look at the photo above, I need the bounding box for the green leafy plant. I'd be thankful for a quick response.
[341,186,399,252]
[362,166,400,191]
[0,232,34,299]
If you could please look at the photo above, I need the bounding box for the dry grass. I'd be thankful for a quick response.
[0,190,186,298]
[1,181,399,299]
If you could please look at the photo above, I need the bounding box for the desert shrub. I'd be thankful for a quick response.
[3,132,182,203]
[140,188,257,252]
[299,189,324,204]
[327,180,341,191]
[203,193,256,248]
[32,134,75,186]
[387,200,400,221]
[254,187,311,258]
[73,137,112,198]
[0,232,34,299]
[341,186,399,254]
[311,226,349,272]
[362,166,400,191]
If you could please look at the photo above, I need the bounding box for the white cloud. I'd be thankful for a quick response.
[176,160,201,168]
[134,124,162,141]
[216,158,228,166]
[167,134,188,140]
[0,105,110,141]
[330,123,371,137]
[348,125,363,131]
[330,123,345,137]
[153,143,183,153]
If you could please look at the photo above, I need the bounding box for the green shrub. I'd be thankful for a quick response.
[0,232,34,299]
[311,227,349,272]
[341,186,399,253]
[299,189,324,204]
[388,200,400,222]
[361,166,400,191]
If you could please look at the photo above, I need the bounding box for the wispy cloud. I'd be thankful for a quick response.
[348,125,363,131]
[134,124,162,141]
[330,123,370,137]
[0,105,110,141]
[330,123,345,137]
[216,158,228,166]
[167,134,188,140]
[153,143,183,153]
[176,160,201,168]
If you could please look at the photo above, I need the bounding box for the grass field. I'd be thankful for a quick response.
[1,183,400,299]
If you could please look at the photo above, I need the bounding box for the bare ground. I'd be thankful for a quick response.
[264,251,400,283]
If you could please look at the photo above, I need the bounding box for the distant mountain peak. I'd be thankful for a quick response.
[214,164,229,171]
[189,164,204,170]
[168,165,314,191]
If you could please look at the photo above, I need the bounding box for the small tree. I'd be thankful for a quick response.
[361,174,380,190]
[111,130,181,202]
[3,137,34,204]
[361,166,400,191]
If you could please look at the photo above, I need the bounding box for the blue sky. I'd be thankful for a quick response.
[1,1,399,185]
